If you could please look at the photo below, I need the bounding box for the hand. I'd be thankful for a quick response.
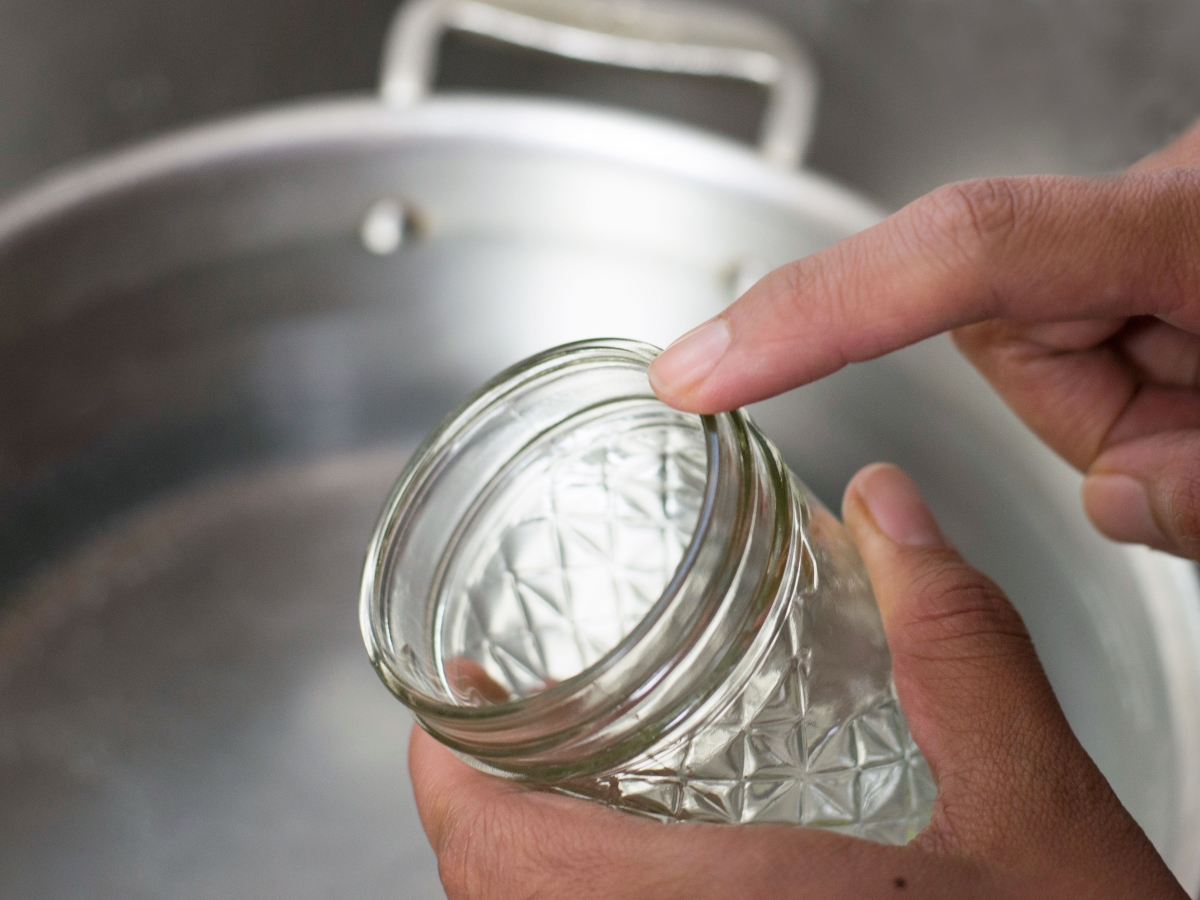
[648,120,1200,560]
[409,465,1187,899]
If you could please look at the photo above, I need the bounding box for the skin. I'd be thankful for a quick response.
[409,123,1200,897]
[648,120,1200,559]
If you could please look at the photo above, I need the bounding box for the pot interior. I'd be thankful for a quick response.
[1,99,1197,896]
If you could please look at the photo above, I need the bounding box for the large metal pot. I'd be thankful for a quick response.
[1,1,1198,895]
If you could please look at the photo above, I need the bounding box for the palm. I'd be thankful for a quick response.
[409,465,1189,900]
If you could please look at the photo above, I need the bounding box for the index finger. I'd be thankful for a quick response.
[648,170,1200,413]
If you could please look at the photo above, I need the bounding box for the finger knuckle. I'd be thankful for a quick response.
[775,241,857,350]
[893,557,1032,663]
[915,177,1039,276]
[1120,169,1200,310]
[1161,469,1200,556]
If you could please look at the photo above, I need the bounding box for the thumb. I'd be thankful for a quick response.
[840,464,1160,879]
[1084,430,1200,560]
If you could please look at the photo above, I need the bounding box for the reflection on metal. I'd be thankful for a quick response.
[2,0,1200,894]
[1,94,1199,892]
[380,0,818,167]
[360,198,412,254]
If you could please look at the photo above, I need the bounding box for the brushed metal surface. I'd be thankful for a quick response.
[3,0,1200,207]
[4,0,1200,894]
[1,450,440,899]
[2,96,1199,895]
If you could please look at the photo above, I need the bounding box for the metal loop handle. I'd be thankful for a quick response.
[379,0,818,167]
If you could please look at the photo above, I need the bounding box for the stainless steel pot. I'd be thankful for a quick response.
[1,1,1198,895]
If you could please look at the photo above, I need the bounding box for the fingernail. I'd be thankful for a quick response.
[856,464,946,548]
[648,318,731,397]
[1082,474,1171,550]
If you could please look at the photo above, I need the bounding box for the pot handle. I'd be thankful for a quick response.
[379,0,818,168]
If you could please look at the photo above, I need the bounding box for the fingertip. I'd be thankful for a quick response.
[844,463,946,549]
[647,317,731,409]
[1082,473,1176,553]
[842,462,887,520]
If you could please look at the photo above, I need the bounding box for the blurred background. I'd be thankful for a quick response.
[5,0,1200,207]
[3,1,1200,898]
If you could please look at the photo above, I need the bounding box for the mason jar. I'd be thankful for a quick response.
[360,338,935,842]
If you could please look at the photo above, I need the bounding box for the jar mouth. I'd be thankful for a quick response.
[360,338,728,732]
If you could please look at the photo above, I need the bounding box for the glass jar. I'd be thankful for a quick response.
[361,338,935,841]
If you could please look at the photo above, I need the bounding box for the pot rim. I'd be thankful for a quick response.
[0,93,884,252]
[2,87,1197,891]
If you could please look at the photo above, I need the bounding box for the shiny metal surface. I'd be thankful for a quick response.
[4,0,1200,207]
[381,0,818,165]
[2,90,1199,895]
[1,449,440,899]
[7,0,1200,892]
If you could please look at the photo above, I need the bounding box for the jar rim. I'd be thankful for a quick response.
[359,338,727,730]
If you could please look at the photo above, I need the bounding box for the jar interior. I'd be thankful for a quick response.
[372,345,718,714]
[434,399,707,705]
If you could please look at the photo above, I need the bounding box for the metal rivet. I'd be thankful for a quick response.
[360,199,413,255]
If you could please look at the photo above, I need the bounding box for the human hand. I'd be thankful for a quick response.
[409,464,1186,899]
[649,120,1200,560]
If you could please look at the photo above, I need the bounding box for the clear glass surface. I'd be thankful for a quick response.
[362,339,935,842]
[435,401,707,702]
[559,483,934,840]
